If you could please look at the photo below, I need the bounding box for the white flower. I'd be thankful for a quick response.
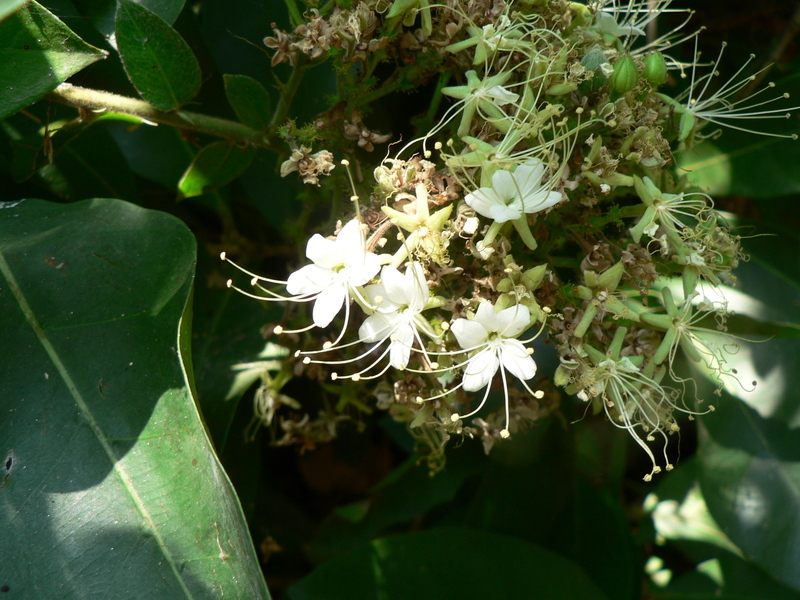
[358,262,436,370]
[451,302,537,392]
[464,159,563,223]
[286,219,382,328]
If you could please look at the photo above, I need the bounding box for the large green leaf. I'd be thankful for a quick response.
[696,238,800,592]
[115,0,201,111]
[0,1,106,120]
[0,199,269,599]
[289,527,609,600]
[0,0,26,21]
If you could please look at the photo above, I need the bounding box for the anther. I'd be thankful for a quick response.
[303,357,311,364]
[331,373,338,380]
[500,429,510,439]
[429,361,439,369]
[534,390,545,399]
[219,252,227,261]
[450,413,460,422]
[274,325,284,335]
[323,341,333,349]
[250,277,258,286]
[341,159,350,166]
[226,279,233,288]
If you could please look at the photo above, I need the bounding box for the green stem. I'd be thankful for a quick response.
[50,83,276,149]
[269,61,309,131]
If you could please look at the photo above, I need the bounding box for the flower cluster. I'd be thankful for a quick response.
[228,0,795,478]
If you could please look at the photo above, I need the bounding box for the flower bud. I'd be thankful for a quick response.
[609,54,638,94]
[642,51,668,86]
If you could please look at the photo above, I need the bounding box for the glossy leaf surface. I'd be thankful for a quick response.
[0,198,269,599]
[0,1,106,120]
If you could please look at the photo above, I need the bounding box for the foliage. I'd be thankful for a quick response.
[2,0,800,599]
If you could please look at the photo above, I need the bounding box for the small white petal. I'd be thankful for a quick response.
[286,264,335,295]
[451,318,489,349]
[462,348,500,391]
[473,301,501,331]
[500,341,537,381]
[389,324,415,369]
[493,304,531,338]
[349,252,382,287]
[312,285,346,328]
[359,312,398,343]
[305,234,341,269]
[380,265,408,305]
[404,262,428,311]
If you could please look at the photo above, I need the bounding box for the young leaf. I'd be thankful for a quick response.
[0,1,106,120]
[178,141,254,198]
[0,198,271,599]
[115,0,201,111]
[224,74,273,131]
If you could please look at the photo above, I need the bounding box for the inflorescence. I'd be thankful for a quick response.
[226,0,792,479]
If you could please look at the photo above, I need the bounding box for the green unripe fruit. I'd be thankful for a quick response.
[642,51,668,86]
[609,54,638,94]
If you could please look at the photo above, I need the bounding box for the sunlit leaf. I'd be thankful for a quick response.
[0,1,106,120]
[0,198,270,598]
[179,141,255,198]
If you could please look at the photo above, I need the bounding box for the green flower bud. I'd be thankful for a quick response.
[642,51,668,86]
[609,54,638,94]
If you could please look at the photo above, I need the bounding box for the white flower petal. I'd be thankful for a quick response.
[404,262,428,311]
[358,312,396,343]
[286,264,336,295]
[380,265,408,305]
[348,251,382,287]
[389,324,415,369]
[462,348,499,391]
[523,190,563,214]
[491,169,519,203]
[312,285,346,328]
[451,318,489,349]
[337,219,367,259]
[473,301,501,331]
[465,187,504,220]
[513,160,546,194]
[305,234,342,269]
[493,304,531,338]
[500,340,537,381]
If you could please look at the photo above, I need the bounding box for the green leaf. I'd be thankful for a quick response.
[179,141,255,198]
[0,0,26,21]
[0,198,270,599]
[0,1,106,120]
[289,528,609,600]
[115,0,201,111]
[224,74,273,131]
[310,445,484,561]
[695,261,800,592]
